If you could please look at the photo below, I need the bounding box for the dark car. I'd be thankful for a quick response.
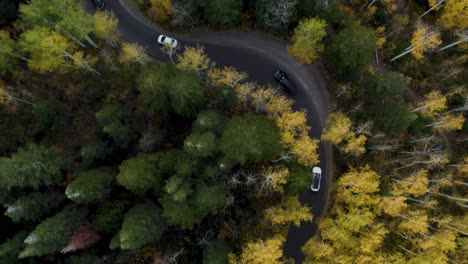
[92,0,105,9]
[274,70,297,94]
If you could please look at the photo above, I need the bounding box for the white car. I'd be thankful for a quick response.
[157,35,178,48]
[311,167,322,192]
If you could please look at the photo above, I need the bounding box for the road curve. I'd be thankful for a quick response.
[89,0,333,262]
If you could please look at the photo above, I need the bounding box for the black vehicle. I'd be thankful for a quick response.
[274,70,297,94]
[92,0,105,9]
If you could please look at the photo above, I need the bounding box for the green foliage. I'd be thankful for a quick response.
[288,17,327,63]
[0,231,28,263]
[5,192,62,223]
[138,64,205,117]
[203,239,231,264]
[0,144,64,189]
[193,110,226,134]
[362,72,411,102]
[96,104,133,147]
[119,202,167,250]
[117,154,162,194]
[66,253,101,264]
[298,0,339,21]
[285,162,311,195]
[369,102,418,136]
[19,206,87,258]
[65,168,115,204]
[81,141,109,166]
[169,69,206,117]
[184,131,218,158]
[160,181,226,229]
[32,99,66,128]
[0,30,16,75]
[326,25,377,80]
[93,200,128,233]
[206,0,243,28]
[164,175,192,202]
[220,114,282,165]
[408,114,433,135]
[19,0,93,42]
[137,64,172,115]
[214,85,237,110]
[158,149,197,177]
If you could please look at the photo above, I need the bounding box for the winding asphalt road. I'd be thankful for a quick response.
[87,0,332,262]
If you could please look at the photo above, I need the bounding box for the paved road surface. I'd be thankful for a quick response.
[86,1,333,262]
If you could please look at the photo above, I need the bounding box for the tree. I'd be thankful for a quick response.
[61,224,100,253]
[0,30,16,75]
[391,24,442,61]
[19,206,87,258]
[206,0,242,28]
[32,99,67,128]
[137,64,172,115]
[93,200,128,234]
[0,231,29,263]
[219,114,282,164]
[265,195,313,226]
[18,27,74,73]
[342,134,367,157]
[203,240,231,264]
[362,72,411,101]
[326,25,376,79]
[412,91,447,117]
[337,165,381,208]
[430,113,465,132]
[184,131,218,158]
[20,0,96,48]
[119,43,149,65]
[176,45,211,73]
[321,112,352,144]
[65,168,116,204]
[438,0,468,30]
[149,0,172,23]
[96,104,133,147]
[116,154,162,195]
[119,202,167,250]
[193,181,227,216]
[5,192,62,223]
[392,169,429,197]
[169,70,205,117]
[370,102,417,135]
[0,144,64,189]
[93,11,118,46]
[256,0,298,32]
[208,66,247,87]
[284,162,310,195]
[80,141,109,166]
[288,18,327,63]
[229,235,285,264]
[193,110,226,134]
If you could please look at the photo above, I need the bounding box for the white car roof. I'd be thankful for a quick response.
[312,167,321,174]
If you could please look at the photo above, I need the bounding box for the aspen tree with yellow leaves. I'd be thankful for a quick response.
[119,43,149,65]
[149,0,172,23]
[264,195,312,226]
[390,24,442,61]
[229,236,285,264]
[176,46,211,73]
[412,90,447,117]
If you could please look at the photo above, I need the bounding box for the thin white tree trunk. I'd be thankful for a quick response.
[437,36,468,52]
[420,0,445,18]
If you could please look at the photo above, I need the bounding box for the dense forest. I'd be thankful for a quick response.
[1,0,467,263]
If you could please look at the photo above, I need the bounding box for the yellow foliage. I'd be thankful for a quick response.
[416,90,447,117]
[276,110,309,146]
[260,166,289,193]
[149,0,172,23]
[291,133,319,167]
[265,195,313,227]
[119,43,149,65]
[208,66,247,87]
[456,156,468,176]
[381,0,397,12]
[176,46,211,72]
[302,237,334,261]
[433,113,465,132]
[393,170,429,197]
[410,26,442,60]
[358,223,388,254]
[379,196,407,217]
[266,94,293,117]
[321,111,352,144]
[398,210,429,236]
[342,134,367,157]
[337,165,381,208]
[229,236,285,264]
[93,11,118,41]
[439,0,468,30]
